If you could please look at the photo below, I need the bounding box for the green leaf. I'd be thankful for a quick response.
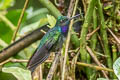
[47,14,56,28]
[0,72,17,80]
[0,0,15,10]
[0,38,8,47]
[6,10,27,26]
[113,57,120,79]
[0,10,27,44]
[97,78,117,80]
[104,4,113,10]
[19,18,48,35]
[25,8,49,25]
[2,67,32,80]
[97,78,107,80]
[4,62,25,68]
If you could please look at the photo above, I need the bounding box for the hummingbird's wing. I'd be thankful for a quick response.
[27,31,60,73]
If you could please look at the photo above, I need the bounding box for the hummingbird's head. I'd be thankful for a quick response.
[56,14,81,27]
[56,14,80,36]
[56,16,70,27]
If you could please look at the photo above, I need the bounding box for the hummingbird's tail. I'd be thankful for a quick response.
[27,33,59,74]
[27,45,50,74]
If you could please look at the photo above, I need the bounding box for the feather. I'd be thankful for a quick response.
[27,45,50,73]
[27,26,61,73]
[27,37,58,73]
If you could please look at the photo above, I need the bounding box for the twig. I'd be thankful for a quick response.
[61,0,75,79]
[67,0,80,48]
[12,0,29,41]
[76,62,113,72]
[61,0,78,80]
[0,58,11,66]
[0,59,53,66]
[0,25,49,63]
[46,52,61,80]
[97,33,105,53]
[81,0,87,14]
[54,0,60,6]
[70,48,80,79]
[79,0,96,78]
[86,46,109,79]
[0,58,113,72]
[107,27,120,44]
[0,14,16,31]
[67,0,75,17]
[86,26,100,40]
[96,0,113,71]
[39,65,43,80]
[0,59,28,66]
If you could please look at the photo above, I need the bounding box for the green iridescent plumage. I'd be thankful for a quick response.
[27,15,80,73]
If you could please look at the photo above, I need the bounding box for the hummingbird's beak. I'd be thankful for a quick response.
[69,14,81,20]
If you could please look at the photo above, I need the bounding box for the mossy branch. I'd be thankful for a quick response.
[96,0,113,77]
[80,0,96,61]
[79,0,96,78]
[90,8,97,50]
[39,0,62,18]
[61,0,79,80]
[96,0,112,69]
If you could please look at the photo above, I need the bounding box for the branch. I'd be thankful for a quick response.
[0,59,113,72]
[80,0,96,63]
[39,0,62,18]
[79,0,96,78]
[76,62,113,72]
[96,0,113,77]
[0,25,49,63]
[107,27,120,44]
[86,46,109,79]
[61,0,78,80]
[46,52,61,80]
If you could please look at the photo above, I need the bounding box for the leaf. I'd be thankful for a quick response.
[26,8,49,24]
[0,38,8,47]
[0,0,15,10]
[47,14,56,28]
[97,78,107,80]
[6,10,27,26]
[0,72,17,80]
[97,78,117,80]
[113,57,120,79]
[0,10,27,44]
[104,4,113,10]
[2,67,32,80]
[19,18,48,35]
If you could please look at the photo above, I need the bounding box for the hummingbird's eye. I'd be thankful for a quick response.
[60,19,67,23]
[60,20,63,23]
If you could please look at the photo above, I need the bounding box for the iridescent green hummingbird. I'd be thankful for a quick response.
[27,14,80,73]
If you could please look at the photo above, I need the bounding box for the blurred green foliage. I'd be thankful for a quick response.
[2,67,32,80]
[0,0,54,79]
[0,0,15,10]
[0,10,27,44]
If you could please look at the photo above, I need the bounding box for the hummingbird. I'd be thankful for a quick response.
[27,14,80,73]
